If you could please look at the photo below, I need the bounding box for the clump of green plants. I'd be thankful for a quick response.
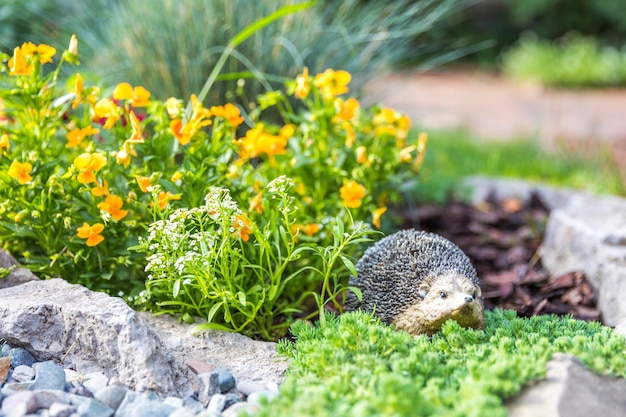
[259,309,626,417]
[0,29,425,339]
[501,33,626,88]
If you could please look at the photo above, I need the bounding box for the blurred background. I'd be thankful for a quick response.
[3,0,625,196]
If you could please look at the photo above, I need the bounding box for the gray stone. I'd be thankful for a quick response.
[1,390,38,416]
[75,397,114,417]
[139,312,288,388]
[33,389,71,408]
[246,390,279,409]
[30,361,66,391]
[8,348,36,368]
[540,194,626,326]
[11,365,35,383]
[162,396,184,408]
[235,380,268,396]
[223,393,244,409]
[94,385,127,411]
[113,390,144,417]
[507,353,626,417]
[207,393,226,413]
[82,371,109,395]
[125,398,175,417]
[215,368,235,393]
[0,279,185,396]
[0,249,39,290]
[1,381,33,395]
[222,401,257,417]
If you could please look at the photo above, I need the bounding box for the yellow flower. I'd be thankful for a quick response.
[291,223,320,237]
[294,67,310,99]
[66,125,99,148]
[165,97,181,118]
[97,195,128,221]
[373,107,411,143]
[8,46,32,76]
[71,73,84,109]
[93,98,120,129]
[77,222,105,247]
[0,134,9,151]
[91,179,109,197]
[8,42,56,76]
[356,146,367,164]
[152,191,181,210]
[235,124,287,161]
[73,152,106,184]
[171,171,183,183]
[339,180,366,208]
[232,215,253,242]
[313,69,351,101]
[210,103,244,127]
[136,175,151,193]
[372,206,387,229]
[21,42,56,64]
[113,83,151,107]
[334,97,360,121]
[8,161,33,184]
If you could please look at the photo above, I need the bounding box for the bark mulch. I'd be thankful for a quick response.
[399,192,601,322]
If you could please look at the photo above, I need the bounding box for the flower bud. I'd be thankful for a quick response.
[68,34,78,56]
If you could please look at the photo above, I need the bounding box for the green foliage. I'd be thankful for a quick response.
[412,129,625,204]
[262,310,626,417]
[501,33,626,88]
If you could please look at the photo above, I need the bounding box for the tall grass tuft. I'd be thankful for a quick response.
[52,0,463,103]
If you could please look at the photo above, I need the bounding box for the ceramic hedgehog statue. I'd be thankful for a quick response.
[344,229,485,336]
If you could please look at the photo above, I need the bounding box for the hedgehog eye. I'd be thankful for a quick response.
[440,291,447,299]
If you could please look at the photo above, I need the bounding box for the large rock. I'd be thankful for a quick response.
[0,248,39,289]
[540,194,626,327]
[507,353,626,417]
[0,279,185,397]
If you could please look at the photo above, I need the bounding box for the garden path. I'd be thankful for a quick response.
[364,69,626,179]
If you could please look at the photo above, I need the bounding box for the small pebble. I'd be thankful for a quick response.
[94,385,128,411]
[215,369,235,393]
[1,344,11,357]
[207,393,226,413]
[34,389,71,408]
[197,372,220,406]
[223,392,244,409]
[223,401,258,417]
[82,371,109,394]
[235,379,267,396]
[0,357,11,383]
[48,402,76,417]
[75,397,114,417]
[8,348,36,368]
[247,390,279,409]
[126,398,175,417]
[1,390,38,415]
[30,361,66,391]
[11,365,35,383]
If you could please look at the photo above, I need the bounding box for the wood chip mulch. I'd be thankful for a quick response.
[398,192,601,322]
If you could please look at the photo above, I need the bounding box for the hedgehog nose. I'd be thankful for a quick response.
[465,295,474,303]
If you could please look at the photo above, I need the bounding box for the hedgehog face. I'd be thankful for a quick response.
[393,273,485,336]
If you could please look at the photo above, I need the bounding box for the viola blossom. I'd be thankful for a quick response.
[294,67,310,99]
[8,161,33,184]
[77,222,105,247]
[373,107,411,143]
[66,125,99,148]
[73,152,107,184]
[235,124,289,162]
[8,42,56,76]
[113,82,151,107]
[91,179,109,197]
[372,206,388,229]
[313,69,351,101]
[136,175,152,193]
[169,94,212,146]
[0,134,9,152]
[334,97,360,121]
[97,195,128,221]
[291,223,320,238]
[152,191,181,210]
[116,111,145,167]
[210,103,244,127]
[339,180,366,208]
[232,215,253,242]
[93,98,120,129]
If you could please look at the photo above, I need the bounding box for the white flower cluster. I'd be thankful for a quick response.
[204,187,241,220]
[267,175,294,195]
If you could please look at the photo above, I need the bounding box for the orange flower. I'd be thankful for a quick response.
[8,161,33,184]
[93,98,120,129]
[77,222,105,247]
[8,46,32,76]
[334,97,360,121]
[152,191,181,210]
[66,125,99,148]
[91,179,109,197]
[170,94,212,145]
[0,134,9,151]
[372,206,387,229]
[356,146,367,164]
[291,223,320,237]
[249,192,263,214]
[313,69,351,101]
[8,42,56,76]
[233,215,253,241]
[373,107,411,143]
[210,103,244,127]
[136,175,151,193]
[294,67,310,99]
[113,83,151,107]
[339,180,366,208]
[73,152,106,184]
[97,195,128,221]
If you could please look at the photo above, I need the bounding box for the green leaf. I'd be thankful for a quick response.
[237,291,247,307]
[207,301,224,323]
[339,255,358,277]
[172,278,181,298]
[192,322,237,333]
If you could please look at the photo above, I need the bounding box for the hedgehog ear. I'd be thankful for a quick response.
[418,282,429,299]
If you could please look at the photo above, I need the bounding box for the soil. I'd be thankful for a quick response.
[399,192,601,322]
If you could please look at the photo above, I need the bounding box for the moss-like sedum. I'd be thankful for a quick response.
[258,309,626,417]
